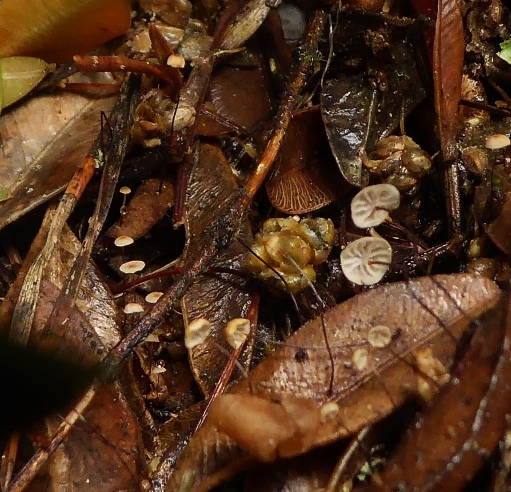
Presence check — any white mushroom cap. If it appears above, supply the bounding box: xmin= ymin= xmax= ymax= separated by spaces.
xmin=224 ymin=318 xmax=251 ymax=350
xmin=119 ymin=186 xmax=132 ymax=195
xmin=368 ymin=325 xmax=392 ymax=348
xmin=123 ymin=302 xmax=144 ymax=314
xmin=351 ymin=184 xmax=400 ymax=228
xmin=185 ymin=318 xmax=212 ymax=349
xmin=119 ymin=260 xmax=146 ymax=274
xmin=352 ymin=348 xmax=368 ymax=371
xmin=320 ymin=402 xmax=340 ymax=423
xmin=167 ymin=54 xmax=186 ymax=68
xmin=114 ymin=235 xmax=134 ymax=247
xmin=340 ymin=237 xmax=392 ymax=285
xmin=485 ymin=134 xmax=510 ymax=150
xmin=145 ymin=291 xmax=164 ymax=303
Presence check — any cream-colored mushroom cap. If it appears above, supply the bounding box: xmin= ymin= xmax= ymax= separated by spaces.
xmin=120 ymin=260 xmax=146 ymax=274
xmin=340 ymin=237 xmax=392 ymax=285
xmin=485 ymin=134 xmax=510 ymax=150
xmin=145 ymin=291 xmax=164 ymax=303
xmin=225 ymin=318 xmax=251 ymax=350
xmin=123 ymin=302 xmax=144 ymax=314
xmin=114 ymin=235 xmax=134 ymax=247
xmin=351 ymin=184 xmax=400 ymax=228
xmin=185 ymin=318 xmax=212 ymax=349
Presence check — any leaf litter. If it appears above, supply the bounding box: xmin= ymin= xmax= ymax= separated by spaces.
xmin=1 ymin=1 xmax=511 ymax=492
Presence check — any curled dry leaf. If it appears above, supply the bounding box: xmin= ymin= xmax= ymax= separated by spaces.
xmin=107 ymin=177 xmax=175 ymax=241
xmin=197 ymin=58 xmax=272 ymax=137
xmin=45 ymin=382 xmax=144 ymax=492
xmin=321 ymin=76 xmax=373 ymax=187
xmin=321 ymin=38 xmax=425 ymax=187
xmin=0 ymin=91 xmax=117 ymax=231
xmin=163 ymin=274 xmax=500 ymax=490
xmin=433 ymin=0 xmax=464 ymax=159
xmin=362 ymin=292 xmax=511 ymax=491
xmin=181 ymin=143 xmax=253 ymax=396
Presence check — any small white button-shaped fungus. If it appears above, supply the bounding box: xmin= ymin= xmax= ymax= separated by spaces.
xmin=119 ymin=186 xmax=132 ymax=195
xmin=368 ymin=325 xmax=392 ymax=348
xmin=185 ymin=318 xmax=212 ymax=349
xmin=114 ymin=235 xmax=134 ymax=247
xmin=119 ymin=260 xmax=145 ymax=274
xmin=340 ymin=237 xmax=392 ymax=285
xmin=352 ymin=348 xmax=369 ymax=371
xmin=320 ymin=401 xmax=340 ymax=423
xmin=145 ymin=291 xmax=164 ymax=303
xmin=167 ymin=54 xmax=186 ymax=68
xmin=351 ymin=184 xmax=400 ymax=228
xmin=123 ymin=302 xmax=144 ymax=314
xmin=225 ymin=318 xmax=251 ymax=350
xmin=485 ymin=133 xmax=511 ymax=150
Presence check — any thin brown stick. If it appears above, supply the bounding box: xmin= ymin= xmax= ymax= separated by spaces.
xmin=194 ymin=295 xmax=260 ymax=431
xmin=104 ymin=9 xmax=328 ymax=376
xmin=0 ymin=432 xmax=19 ymax=491
xmin=74 ymin=55 xmax=175 ymax=85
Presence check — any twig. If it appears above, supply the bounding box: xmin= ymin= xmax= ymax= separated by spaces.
xmin=103 ymin=9 xmax=328 ymax=376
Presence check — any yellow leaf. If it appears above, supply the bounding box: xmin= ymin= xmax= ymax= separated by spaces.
xmin=0 ymin=56 xmax=54 ymax=109
xmin=0 ymin=0 xmax=131 ymax=63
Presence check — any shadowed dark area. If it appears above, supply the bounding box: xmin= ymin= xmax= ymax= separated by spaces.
xmin=0 ymin=335 xmax=97 ymax=440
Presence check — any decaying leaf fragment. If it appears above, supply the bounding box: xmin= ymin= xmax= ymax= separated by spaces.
xmin=362 ymin=292 xmax=511 ymax=491
xmin=181 ymin=143 xmax=253 ymax=396
xmin=163 ymin=274 xmax=500 ymax=490
xmin=0 ymin=0 xmax=131 ymax=63
xmin=433 ymin=0 xmax=464 ymax=160
xmin=0 ymin=91 xmax=117 ymax=231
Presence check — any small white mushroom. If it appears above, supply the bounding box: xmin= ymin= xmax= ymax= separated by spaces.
xmin=114 ymin=235 xmax=134 ymax=247
xmin=119 ymin=260 xmax=146 ymax=274
xmin=352 ymin=348 xmax=369 ymax=371
xmin=320 ymin=402 xmax=340 ymax=423
xmin=123 ymin=302 xmax=144 ymax=314
xmin=145 ymin=291 xmax=164 ymax=303
xmin=119 ymin=186 xmax=132 ymax=195
xmin=485 ymin=134 xmax=511 ymax=150
xmin=167 ymin=54 xmax=186 ymax=68
xmin=225 ymin=318 xmax=251 ymax=350
xmin=340 ymin=237 xmax=392 ymax=285
xmin=185 ymin=318 xmax=212 ymax=349
xmin=368 ymin=325 xmax=392 ymax=348
xmin=351 ymin=184 xmax=400 ymax=228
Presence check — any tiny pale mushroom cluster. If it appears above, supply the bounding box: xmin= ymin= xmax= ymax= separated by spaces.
xmin=246 ymin=216 xmax=335 ymax=293
xmin=185 ymin=317 xmax=251 ymax=350
xmin=341 ymin=184 xmax=400 ymax=285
